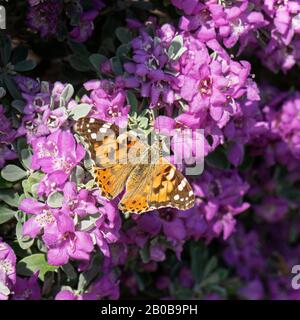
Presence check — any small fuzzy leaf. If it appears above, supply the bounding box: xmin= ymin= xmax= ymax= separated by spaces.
xmin=47 ymin=191 xmax=64 ymax=209
xmin=89 ymin=54 xmax=107 ymax=71
xmin=61 ymin=263 xmax=77 ymax=281
xmin=0 ymin=176 xmax=12 ymax=189
xmin=60 ymin=84 xmax=74 ymax=104
xmin=0 ymin=190 xmax=20 ymax=207
xmin=0 ymin=35 xmax=12 ymax=65
xmin=3 ymin=74 xmax=22 ymax=100
xmin=116 ymin=44 xmax=131 ymax=60
xmin=0 ymin=282 xmax=10 ymax=296
xmin=14 ymin=59 xmax=37 ymax=72
xmin=68 ymin=54 xmax=91 ymax=72
xmin=0 ymin=206 xmax=16 ymax=224
xmin=68 ymin=40 xmax=90 ymax=57
xmin=78 ymin=214 xmax=100 ymax=232
xmin=17 ymin=254 xmax=58 ymax=281
xmin=77 ymin=253 xmax=103 ymax=291
xmin=1 ymin=165 xmax=27 ymax=182
xmin=168 ymin=35 xmax=186 ymax=60
xmin=21 ymin=149 xmax=32 ymax=170
xmin=69 ymin=103 xmax=92 ymax=121
xmin=127 ymin=90 xmax=138 ymax=113
xmin=11 ymin=46 xmax=28 ymax=64
xmin=11 ymin=99 xmax=26 ymax=113
xmin=70 ymin=166 xmax=85 ymax=185
xmin=115 ymin=27 xmax=132 ymax=44
xmin=110 ymin=57 xmax=123 ymax=75
xmin=16 ymin=221 xmax=34 ymax=250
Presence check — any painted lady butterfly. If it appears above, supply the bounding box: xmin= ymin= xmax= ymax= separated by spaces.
xmin=74 ymin=117 xmax=195 ymax=214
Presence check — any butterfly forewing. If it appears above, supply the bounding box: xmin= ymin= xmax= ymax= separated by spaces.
xmin=148 ymin=160 xmax=195 ymax=211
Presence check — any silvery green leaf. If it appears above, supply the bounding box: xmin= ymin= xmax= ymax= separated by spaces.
xmin=37 ymin=239 xmax=47 ymax=253
xmin=68 ymin=40 xmax=90 ymax=57
xmin=71 ymin=165 xmax=85 ymax=184
xmin=78 ymin=214 xmax=100 ymax=232
xmin=3 ymin=73 xmax=22 ymax=100
xmin=127 ymin=90 xmax=138 ymax=113
xmin=77 ymin=253 xmax=103 ymax=291
xmin=85 ymin=179 xmax=95 ymax=190
xmin=17 ymin=137 xmax=28 ymax=158
xmin=60 ymin=84 xmax=74 ymax=103
xmin=139 ymin=245 xmax=150 ymax=264
xmin=110 ymin=57 xmax=123 ymax=75
xmin=11 ymin=99 xmax=26 ymax=113
xmin=154 ymin=36 xmax=162 ymax=46
xmin=68 ymin=54 xmax=91 ymax=72
xmin=84 ymin=157 xmax=94 ymax=171
xmin=115 ymin=27 xmax=132 ymax=44
xmin=16 ymin=221 xmax=34 ymax=250
xmin=31 ymin=183 xmax=40 ymax=199
xmin=0 ymin=87 xmax=6 ymax=99
xmin=0 ymin=35 xmax=12 ymax=65
xmin=22 ymin=172 xmax=45 ymax=198
xmin=41 ymin=81 xmax=50 ymax=94
xmin=203 ymin=257 xmax=218 ymax=279
xmin=69 ymin=103 xmax=92 ymax=121
xmin=11 ymin=46 xmax=28 ymax=64
xmin=14 ymin=59 xmax=37 ymax=72
xmin=0 ymin=206 xmax=16 ymax=224
xmin=0 ymin=190 xmax=20 ymax=207
xmin=1 ymin=165 xmax=27 ymax=182
xmin=116 ymin=44 xmax=131 ymax=61
xmin=178 ymin=99 xmax=189 ymax=111
xmin=61 ymin=263 xmax=77 ymax=281
xmin=17 ymin=254 xmax=58 ymax=281
xmin=47 ymin=191 xmax=64 ymax=208
xmin=139 ymin=117 xmax=149 ymax=129
xmin=168 ymin=35 xmax=186 ymax=60
xmin=89 ymin=53 xmax=107 ymax=72
xmin=0 ymin=282 xmax=10 ymax=296
xmin=21 ymin=149 xmax=32 ymax=170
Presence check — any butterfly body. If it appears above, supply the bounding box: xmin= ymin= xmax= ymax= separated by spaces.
xmin=74 ymin=117 xmax=195 ymax=214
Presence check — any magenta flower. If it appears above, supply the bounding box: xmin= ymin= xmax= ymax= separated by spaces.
xmin=42 ymin=213 xmax=94 ymax=266
xmin=254 ymin=196 xmax=289 ymax=223
xmin=14 ymin=75 xmax=41 ymax=95
xmin=55 ymin=273 xmax=119 ymax=300
xmin=62 ymin=182 xmax=98 ymax=218
xmin=90 ymin=198 xmax=121 ymax=257
xmin=19 ymin=199 xmax=57 ymax=238
xmin=82 ymin=80 xmax=130 ymax=127
xmin=0 ymin=240 xmax=16 ymax=300
xmin=31 ymin=129 xmax=85 ymax=184
xmin=185 ymin=168 xmax=250 ymax=241
xmin=26 ymin=1 xmax=62 ymax=37
xmin=12 ymin=273 xmax=41 ymax=300
xmin=55 ymin=289 xmax=79 ymax=300
xmin=124 ymin=24 xmax=179 ymax=107
xmin=69 ymin=11 xmax=99 ymax=43
xmin=223 ymin=225 xmax=265 ymax=280
xmin=238 ymin=278 xmax=265 ymax=300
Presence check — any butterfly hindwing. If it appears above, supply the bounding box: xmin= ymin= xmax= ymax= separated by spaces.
xmin=118 ymin=160 xmax=195 ymax=214
xmin=118 ymin=164 xmax=153 ymax=214
xmin=94 ymin=164 xmax=134 ymax=200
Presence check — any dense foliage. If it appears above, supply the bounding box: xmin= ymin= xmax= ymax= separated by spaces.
xmin=1 ymin=0 xmax=300 ymax=300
